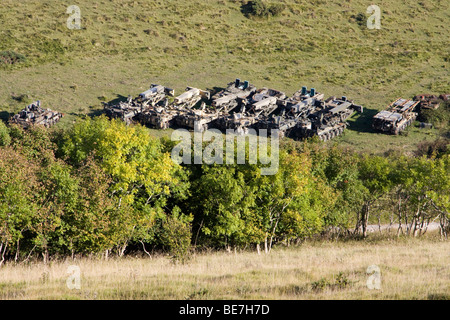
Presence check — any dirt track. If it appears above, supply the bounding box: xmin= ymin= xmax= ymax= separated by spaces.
xmin=365 ymin=222 xmax=441 ymax=233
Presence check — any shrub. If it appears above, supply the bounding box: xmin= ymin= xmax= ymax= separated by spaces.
xmin=159 ymin=210 xmax=193 ymax=263
xmin=268 ymin=3 xmax=285 ymax=17
xmin=243 ymin=0 xmax=285 ymax=18
xmin=419 ymin=100 xmax=450 ymax=129
xmin=415 ymin=138 xmax=449 ymax=158
xmin=0 ymin=51 xmax=26 ymax=65
xmin=349 ymin=13 xmax=366 ymax=27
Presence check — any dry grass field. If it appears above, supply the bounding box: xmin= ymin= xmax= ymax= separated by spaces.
xmin=1 ymin=234 xmax=448 ymax=300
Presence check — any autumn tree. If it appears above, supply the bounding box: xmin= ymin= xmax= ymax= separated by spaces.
xmin=357 ymin=155 xmax=393 ymax=237
xmin=0 ymin=147 xmax=38 ymax=265
xmin=59 ymin=116 xmax=189 ymax=255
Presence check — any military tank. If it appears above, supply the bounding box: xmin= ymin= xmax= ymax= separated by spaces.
xmin=439 ymin=94 xmax=450 ymax=101
xmin=103 ymin=95 xmax=143 ymax=125
xmin=258 ymin=86 xmax=324 ymax=138
xmin=372 ymin=98 xmax=419 ymax=135
xmin=138 ymin=84 xmax=175 ymax=105
xmin=10 ymin=101 xmax=63 ymax=129
xmin=413 ymin=94 xmax=440 ymax=110
xmin=174 ymin=102 xmax=223 ymax=132
xmin=211 ymin=78 xmax=257 ymax=113
xmin=241 ymin=87 xmax=286 ymax=117
xmin=138 ymin=101 xmax=177 ymax=129
xmin=282 ymin=86 xmax=325 ymax=111
xmin=288 ymin=95 xmax=363 ymax=141
xmin=103 ymin=84 xmax=174 ymax=125
xmin=216 ymin=87 xmax=286 ymax=135
xmin=173 ymin=87 xmax=210 ymax=110
xmin=142 ymin=87 xmax=210 ymax=130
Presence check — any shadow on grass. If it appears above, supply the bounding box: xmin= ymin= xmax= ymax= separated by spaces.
xmin=105 ymin=94 xmax=130 ymax=105
xmin=84 ymin=94 xmax=131 ymax=118
xmin=347 ymin=108 xmax=379 ymax=133
xmin=0 ymin=111 xmax=13 ymax=122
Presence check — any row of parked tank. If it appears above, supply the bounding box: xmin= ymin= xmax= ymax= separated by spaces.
xmin=8 ymin=80 xmax=447 ymax=139
xmin=103 ymin=79 xmax=364 ymax=141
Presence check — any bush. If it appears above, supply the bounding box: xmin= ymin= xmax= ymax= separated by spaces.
xmin=415 ymin=138 xmax=449 ymax=158
xmin=243 ymin=0 xmax=285 ymax=18
xmin=419 ymin=100 xmax=450 ymax=129
xmin=268 ymin=3 xmax=285 ymax=16
xmin=248 ymin=0 xmax=268 ymax=17
xmin=159 ymin=210 xmax=193 ymax=263
xmin=0 ymin=51 xmax=26 ymax=65
xmin=349 ymin=13 xmax=366 ymax=27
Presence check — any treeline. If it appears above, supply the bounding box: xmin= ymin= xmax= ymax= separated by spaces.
xmin=0 ymin=117 xmax=448 ymax=264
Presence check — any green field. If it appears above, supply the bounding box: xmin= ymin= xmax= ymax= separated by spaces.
xmin=1 ymin=0 xmax=449 ymax=154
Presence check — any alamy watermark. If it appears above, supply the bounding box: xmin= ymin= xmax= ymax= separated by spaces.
xmin=66 ymin=265 xmax=81 ymax=290
xmin=171 ymin=125 xmax=280 ymax=176
xmin=67 ymin=5 xmax=81 ymax=30
xmin=367 ymin=5 xmax=381 ymax=30
xmin=366 ymin=265 xmax=381 ymax=290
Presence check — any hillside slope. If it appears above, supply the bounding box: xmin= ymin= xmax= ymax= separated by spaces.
xmin=0 ymin=0 xmax=449 ymax=153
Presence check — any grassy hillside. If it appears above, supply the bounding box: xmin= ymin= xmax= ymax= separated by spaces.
xmin=0 ymin=0 xmax=449 ymax=154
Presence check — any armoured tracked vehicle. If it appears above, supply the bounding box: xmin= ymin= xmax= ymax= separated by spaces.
xmin=103 ymin=95 xmax=143 ymax=125
xmin=175 ymin=102 xmax=223 ymax=132
xmin=255 ymin=86 xmax=322 ymax=137
xmin=173 ymin=87 xmax=210 ymax=110
xmin=241 ymin=87 xmax=286 ymax=116
xmin=372 ymin=98 xmax=419 ymax=135
xmin=104 ymin=84 xmax=174 ymax=125
xmin=142 ymin=87 xmax=210 ymax=130
xmin=413 ymin=94 xmax=440 ymax=110
xmin=287 ymin=96 xmax=363 ymax=141
xmin=138 ymin=103 xmax=179 ymax=129
xmin=211 ymin=79 xmax=257 ymax=113
xmin=216 ymin=87 xmax=286 ymax=135
xmin=10 ymin=101 xmax=63 ymax=129
xmin=282 ymin=86 xmax=325 ymax=111
xmin=439 ymin=94 xmax=450 ymax=101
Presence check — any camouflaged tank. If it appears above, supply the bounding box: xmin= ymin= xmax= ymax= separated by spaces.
xmin=173 ymin=87 xmax=210 ymax=110
xmin=141 ymin=87 xmax=210 ymax=130
xmin=290 ymin=95 xmax=363 ymax=141
xmin=174 ymin=102 xmax=223 ymax=132
xmin=10 ymin=101 xmax=63 ymax=129
xmin=372 ymin=98 xmax=418 ymax=135
xmin=103 ymin=95 xmax=143 ymax=125
xmin=413 ymin=94 xmax=440 ymax=111
xmin=439 ymin=94 xmax=450 ymax=101
xmin=138 ymin=99 xmax=176 ymax=129
xmin=103 ymin=84 xmax=174 ymax=125
xmin=174 ymin=88 xmax=214 ymax=132
xmin=216 ymin=87 xmax=286 ymax=135
xmin=211 ymin=79 xmax=257 ymax=113
xmin=257 ymin=86 xmax=324 ymax=138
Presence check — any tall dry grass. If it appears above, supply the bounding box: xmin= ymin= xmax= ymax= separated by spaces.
xmin=0 ymin=234 xmax=448 ymax=300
